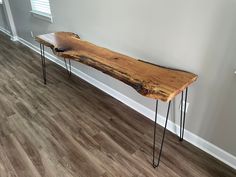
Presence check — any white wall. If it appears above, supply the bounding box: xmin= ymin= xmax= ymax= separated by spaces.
xmin=0 ymin=0 xmax=236 ymax=163
xmin=0 ymin=4 xmax=9 ymax=32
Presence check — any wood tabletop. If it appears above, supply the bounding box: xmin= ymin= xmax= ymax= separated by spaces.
xmin=35 ymin=32 xmax=197 ymax=102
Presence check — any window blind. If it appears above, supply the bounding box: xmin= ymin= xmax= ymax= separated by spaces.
xmin=31 ymin=0 xmax=51 ymax=15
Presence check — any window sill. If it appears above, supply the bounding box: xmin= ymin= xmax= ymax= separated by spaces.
xmin=30 ymin=10 xmax=53 ymax=23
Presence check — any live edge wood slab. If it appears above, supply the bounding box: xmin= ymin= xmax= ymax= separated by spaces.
xmin=35 ymin=32 xmax=197 ymax=102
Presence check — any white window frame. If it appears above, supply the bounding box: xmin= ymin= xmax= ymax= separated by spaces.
xmin=30 ymin=0 xmax=53 ymax=23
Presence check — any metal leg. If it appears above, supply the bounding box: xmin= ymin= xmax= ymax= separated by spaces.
xmin=153 ymin=100 xmax=159 ymax=167
xmin=40 ymin=44 xmax=46 ymax=84
xmin=179 ymin=87 xmax=188 ymax=141
xmin=153 ymin=101 xmax=171 ymax=168
xmin=64 ymin=58 xmax=72 ymax=78
xmin=68 ymin=59 xmax=72 ymax=78
xmin=179 ymin=91 xmax=184 ymax=141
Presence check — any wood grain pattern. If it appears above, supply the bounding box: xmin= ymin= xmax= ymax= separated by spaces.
xmin=35 ymin=32 xmax=198 ymax=102
xmin=0 ymin=32 xmax=235 ymax=177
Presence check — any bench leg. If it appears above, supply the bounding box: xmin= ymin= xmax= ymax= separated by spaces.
xmin=179 ymin=87 xmax=188 ymax=141
xmin=153 ymin=100 xmax=171 ymax=168
xmin=64 ymin=58 xmax=72 ymax=78
xmin=40 ymin=44 xmax=46 ymax=84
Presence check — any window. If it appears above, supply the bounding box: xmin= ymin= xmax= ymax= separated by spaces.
xmin=0 ymin=0 xmax=2 ymax=4
xmin=30 ymin=0 xmax=52 ymax=22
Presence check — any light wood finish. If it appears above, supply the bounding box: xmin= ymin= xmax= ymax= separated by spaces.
xmin=0 ymin=32 xmax=235 ymax=177
xmin=35 ymin=32 xmax=198 ymax=102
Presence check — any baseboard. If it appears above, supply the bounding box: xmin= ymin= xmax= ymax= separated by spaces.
xmin=0 ymin=26 xmax=11 ymax=37
xmin=15 ymin=36 xmax=236 ymax=170
xmin=10 ymin=35 xmax=19 ymax=41
xmin=0 ymin=26 xmax=18 ymax=41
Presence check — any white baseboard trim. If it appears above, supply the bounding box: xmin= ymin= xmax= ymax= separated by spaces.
xmin=9 ymin=35 xmax=235 ymax=170
xmin=0 ymin=26 xmax=18 ymax=41
xmin=0 ymin=26 xmax=11 ymax=36
xmin=10 ymin=35 xmax=19 ymax=41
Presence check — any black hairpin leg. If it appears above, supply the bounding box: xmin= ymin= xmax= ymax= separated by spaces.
xmin=40 ymin=44 xmax=46 ymax=84
xmin=179 ymin=87 xmax=188 ymax=141
xmin=153 ymin=100 xmax=171 ymax=168
xmin=64 ymin=58 xmax=72 ymax=78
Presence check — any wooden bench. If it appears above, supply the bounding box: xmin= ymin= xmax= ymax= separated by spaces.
xmin=35 ymin=32 xmax=198 ymax=168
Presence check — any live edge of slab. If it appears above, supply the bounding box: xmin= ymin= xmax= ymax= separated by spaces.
xmin=35 ymin=32 xmax=198 ymax=102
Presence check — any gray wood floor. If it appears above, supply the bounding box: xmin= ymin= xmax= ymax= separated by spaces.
xmin=0 ymin=32 xmax=235 ymax=177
